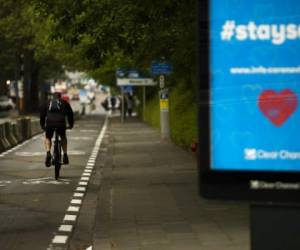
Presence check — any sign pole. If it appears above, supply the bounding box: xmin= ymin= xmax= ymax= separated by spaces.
xmin=159 ymin=75 xmax=170 ymax=140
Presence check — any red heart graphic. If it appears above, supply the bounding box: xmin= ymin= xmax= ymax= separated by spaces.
xmin=258 ymin=89 xmax=298 ymax=127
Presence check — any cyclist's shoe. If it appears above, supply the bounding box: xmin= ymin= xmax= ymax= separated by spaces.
xmin=45 ymin=152 xmax=52 ymax=167
xmin=63 ymin=153 xmax=69 ymax=165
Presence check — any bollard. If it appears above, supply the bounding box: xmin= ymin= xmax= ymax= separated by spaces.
xmin=12 ymin=122 xmax=22 ymax=143
xmin=0 ymin=124 xmax=7 ymax=152
xmin=26 ymin=118 xmax=32 ymax=139
xmin=17 ymin=119 xmax=25 ymax=142
xmin=4 ymin=122 xmax=18 ymax=146
xmin=0 ymin=123 xmax=11 ymax=149
xmin=20 ymin=118 xmax=28 ymax=140
xmin=9 ymin=122 xmax=19 ymax=145
xmin=21 ymin=118 xmax=31 ymax=140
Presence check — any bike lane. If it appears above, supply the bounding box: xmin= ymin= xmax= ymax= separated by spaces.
xmin=0 ymin=115 xmax=106 ymax=250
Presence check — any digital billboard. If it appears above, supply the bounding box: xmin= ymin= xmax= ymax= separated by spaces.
xmin=198 ymin=0 xmax=300 ymax=201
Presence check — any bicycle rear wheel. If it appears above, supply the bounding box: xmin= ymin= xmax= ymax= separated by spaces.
xmin=54 ymin=140 xmax=62 ymax=180
xmin=55 ymin=161 xmax=61 ymax=180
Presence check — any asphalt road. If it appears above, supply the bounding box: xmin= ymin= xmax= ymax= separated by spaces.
xmin=0 ymin=115 xmax=106 ymax=250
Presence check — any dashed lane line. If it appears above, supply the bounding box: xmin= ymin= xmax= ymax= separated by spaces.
xmin=70 ymin=199 xmax=82 ymax=205
xmin=74 ymin=193 xmax=84 ymax=198
xmin=63 ymin=214 xmax=77 ymax=222
xmin=78 ymin=181 xmax=88 ymax=186
xmin=52 ymin=235 xmax=68 ymax=244
xmin=67 ymin=206 xmax=80 ymax=212
xmin=49 ymin=116 xmax=108 ymax=249
xmin=59 ymin=225 xmax=73 ymax=232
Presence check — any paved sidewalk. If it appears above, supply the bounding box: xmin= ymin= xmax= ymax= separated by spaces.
xmin=93 ymin=117 xmax=250 ymax=250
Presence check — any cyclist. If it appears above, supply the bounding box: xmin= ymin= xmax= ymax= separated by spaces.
xmin=40 ymin=92 xmax=74 ymax=167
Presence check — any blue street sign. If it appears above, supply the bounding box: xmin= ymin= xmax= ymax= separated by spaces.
xmin=116 ymin=68 xmax=125 ymax=78
xmin=121 ymin=85 xmax=133 ymax=94
xmin=151 ymin=62 xmax=173 ymax=75
xmin=128 ymin=70 xmax=140 ymax=78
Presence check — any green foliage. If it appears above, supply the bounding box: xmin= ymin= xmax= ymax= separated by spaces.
xmin=143 ymin=82 xmax=198 ymax=148
xmin=169 ymin=84 xmax=198 ymax=147
xmin=33 ymin=0 xmax=197 ymax=87
xmin=143 ymin=96 xmax=160 ymax=129
xmin=0 ymin=0 xmax=66 ymax=85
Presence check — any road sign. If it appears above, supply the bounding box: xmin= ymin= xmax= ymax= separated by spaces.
xmin=151 ymin=62 xmax=173 ymax=75
xmin=116 ymin=69 xmax=140 ymax=78
xmin=117 ymin=78 xmax=156 ymax=86
xmin=128 ymin=70 xmax=140 ymax=78
xmin=121 ymin=85 xmax=133 ymax=94
xmin=116 ymin=68 xmax=125 ymax=78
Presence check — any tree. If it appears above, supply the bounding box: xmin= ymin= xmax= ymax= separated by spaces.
xmin=33 ymin=0 xmax=197 ymax=88
xmin=0 ymin=0 xmax=66 ymax=112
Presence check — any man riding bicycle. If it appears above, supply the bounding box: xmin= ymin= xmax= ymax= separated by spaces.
xmin=40 ymin=92 xmax=74 ymax=167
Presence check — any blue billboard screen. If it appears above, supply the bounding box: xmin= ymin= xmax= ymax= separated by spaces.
xmin=210 ymin=0 xmax=300 ymax=172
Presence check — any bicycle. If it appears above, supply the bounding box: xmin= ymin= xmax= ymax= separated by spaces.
xmin=52 ymin=128 xmax=62 ymax=180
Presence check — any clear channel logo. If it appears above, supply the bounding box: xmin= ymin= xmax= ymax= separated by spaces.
xmin=244 ymin=148 xmax=300 ymax=160
xmin=250 ymin=180 xmax=300 ymax=190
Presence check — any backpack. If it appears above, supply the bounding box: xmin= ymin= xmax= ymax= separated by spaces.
xmin=48 ymin=99 xmax=62 ymax=112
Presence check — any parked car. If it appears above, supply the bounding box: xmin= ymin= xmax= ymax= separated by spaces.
xmin=0 ymin=96 xmax=15 ymax=112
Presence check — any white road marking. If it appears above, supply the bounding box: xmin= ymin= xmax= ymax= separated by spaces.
xmin=4 ymin=178 xmax=70 ymax=186
xmin=76 ymin=187 xmax=86 ymax=192
xmin=79 ymin=181 xmax=88 ymax=186
xmin=84 ymin=169 xmax=92 ymax=173
xmin=0 ymin=135 xmax=41 ymax=157
xmin=59 ymin=225 xmax=73 ymax=232
xmin=23 ymin=177 xmax=70 ymax=185
xmin=80 ymin=129 xmax=98 ymax=132
xmin=69 ymin=137 xmax=93 ymax=141
xmin=81 ymin=177 xmax=90 ymax=181
xmin=52 ymin=235 xmax=68 ymax=244
xmin=86 ymin=246 xmax=93 ymax=250
xmin=63 ymin=214 xmax=77 ymax=221
xmin=82 ymin=173 xmax=91 ymax=177
xmin=67 ymin=206 xmax=80 ymax=212
xmin=74 ymin=193 xmax=84 ymax=198
xmin=0 ymin=180 xmax=11 ymax=187
xmin=16 ymin=150 xmax=86 ymax=157
xmin=71 ymin=199 xmax=82 ymax=205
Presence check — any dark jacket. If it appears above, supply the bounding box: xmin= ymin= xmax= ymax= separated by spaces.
xmin=40 ymin=99 xmax=74 ymax=129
